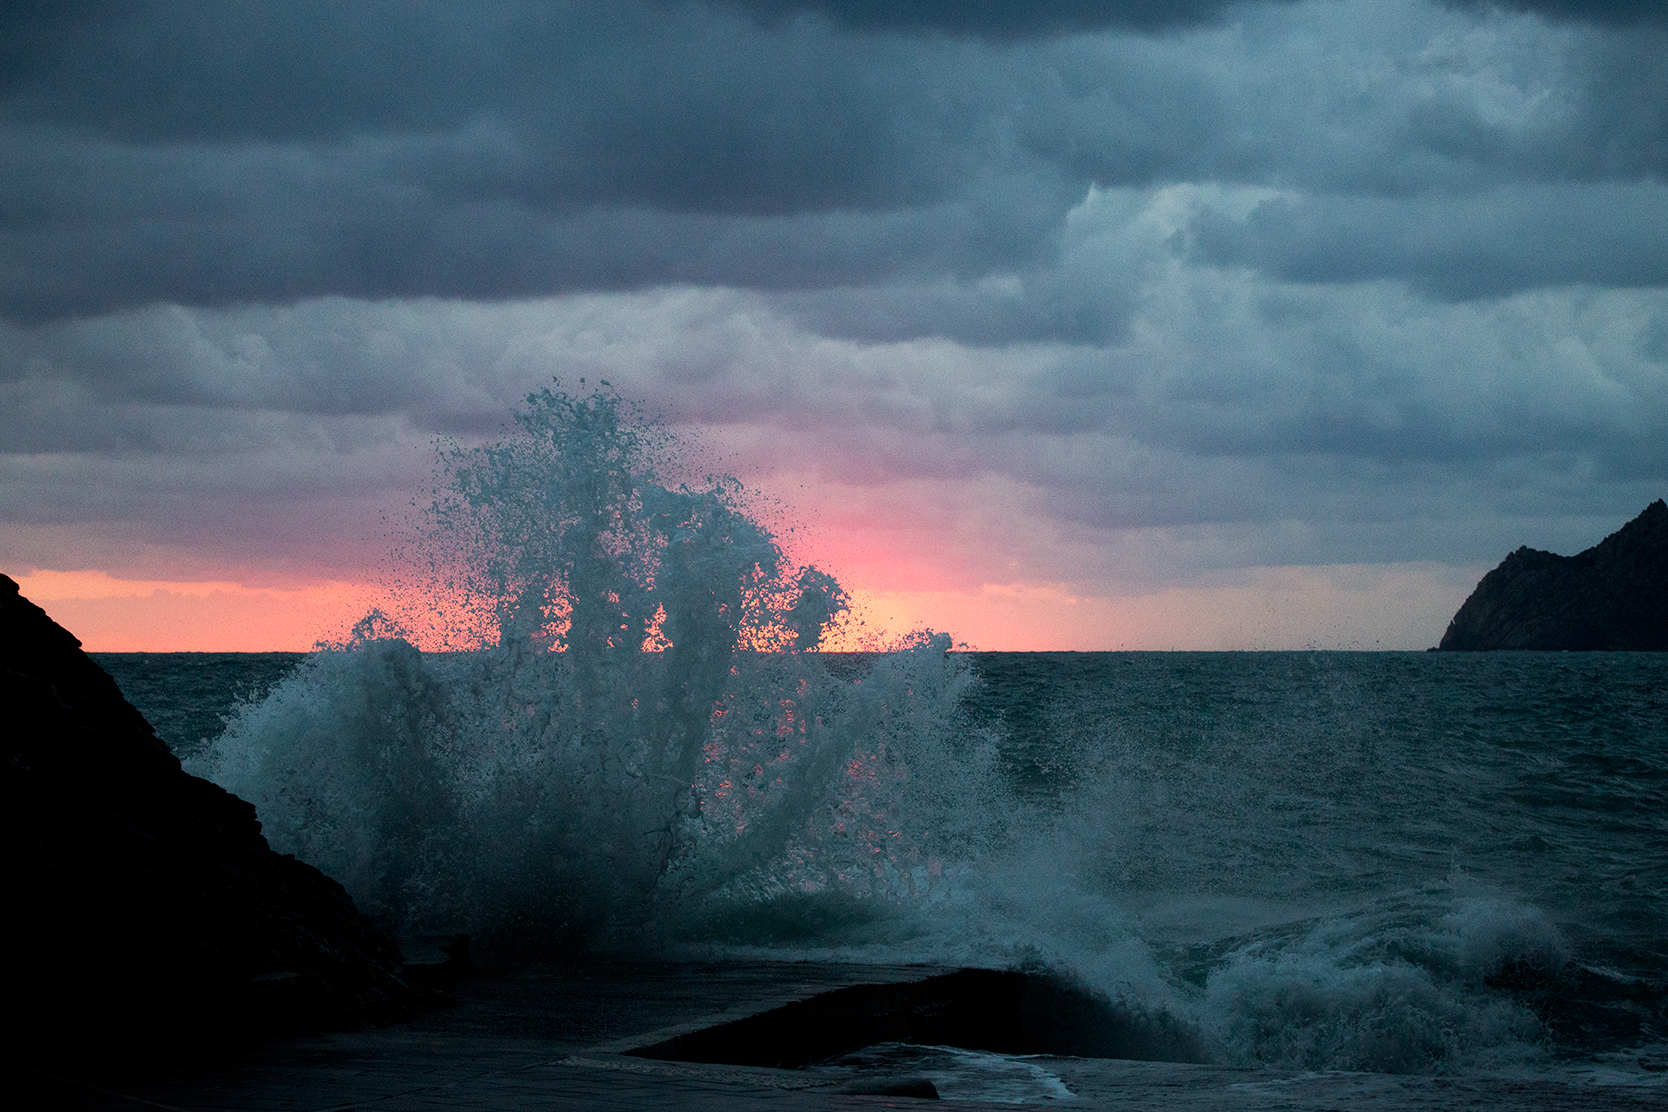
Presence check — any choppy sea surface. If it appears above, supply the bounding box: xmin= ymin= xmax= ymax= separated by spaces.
xmin=95 ymin=649 xmax=1667 ymax=1091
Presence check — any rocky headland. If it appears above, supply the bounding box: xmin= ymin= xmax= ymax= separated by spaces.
xmin=1 ymin=573 xmax=416 ymax=1061
xmin=1438 ymin=500 xmax=1668 ymax=651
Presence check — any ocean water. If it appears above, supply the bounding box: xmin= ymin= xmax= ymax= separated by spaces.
xmin=83 ymin=391 xmax=1668 ymax=1095
xmin=94 ymin=652 xmax=303 ymax=757
xmin=96 ymin=647 xmax=1667 ymax=1084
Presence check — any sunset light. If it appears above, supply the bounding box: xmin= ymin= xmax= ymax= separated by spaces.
xmin=5 ymin=6 xmax=1664 ymax=1103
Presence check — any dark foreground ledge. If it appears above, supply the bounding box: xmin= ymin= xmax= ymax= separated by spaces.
xmin=10 ymin=961 xmax=1664 ymax=1112
xmin=0 ymin=574 xmax=417 ymax=1063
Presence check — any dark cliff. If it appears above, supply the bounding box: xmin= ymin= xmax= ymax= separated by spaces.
xmin=0 ymin=574 xmax=415 ymax=1058
xmin=1438 ymin=500 xmax=1668 ymax=651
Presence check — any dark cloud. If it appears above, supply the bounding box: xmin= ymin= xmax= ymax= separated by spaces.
xmin=4 ymin=1 xmax=1668 ymax=326
xmin=0 ymin=3 xmax=985 ymax=210
xmin=0 ymin=2 xmax=1048 ymax=321
xmin=4 ymin=272 xmax=1665 ymax=591
xmin=2 ymin=0 xmax=538 ymax=141
xmin=0 ymin=0 xmax=1272 ymax=145
xmin=1571 ymin=27 xmax=1668 ymax=176
xmin=773 ymin=280 xmax=1131 ymax=347
xmin=1445 ymin=1 xmax=1668 ymax=25
xmin=1192 ymin=183 xmax=1668 ymax=299
xmin=711 ymin=0 xmax=1271 ymax=37
xmin=0 ymin=147 xmax=1068 ymax=323
xmin=3 ymin=0 xmax=1668 ymax=618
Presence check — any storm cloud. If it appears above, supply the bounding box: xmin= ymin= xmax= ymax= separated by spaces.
xmin=2 ymin=0 xmax=1665 ymax=646
xmin=6 ymin=0 xmax=1666 ymax=321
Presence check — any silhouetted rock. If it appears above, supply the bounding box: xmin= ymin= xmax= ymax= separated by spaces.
xmin=1438 ymin=500 xmax=1668 ymax=650
xmin=0 ymin=574 xmax=416 ymax=1060
xmin=628 ymin=967 xmax=1205 ymax=1068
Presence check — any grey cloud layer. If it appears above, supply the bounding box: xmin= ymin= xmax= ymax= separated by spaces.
xmin=708 ymin=0 xmax=1284 ymax=37
xmin=3 ymin=1 xmax=1666 ymax=326
xmin=1193 ymin=183 xmax=1668 ymax=299
xmin=7 ymin=239 xmax=1662 ymax=582
xmin=3 ymin=0 xmax=1665 ymax=603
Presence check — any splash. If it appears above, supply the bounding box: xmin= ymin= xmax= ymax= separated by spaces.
xmin=189 ymin=397 xmax=1657 ymax=1075
xmin=197 ymin=386 xmax=987 ymax=955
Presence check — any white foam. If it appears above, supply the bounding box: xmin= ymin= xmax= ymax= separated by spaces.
xmin=194 ymin=387 xmax=988 ymax=952
xmin=188 ymin=387 xmax=1610 ymax=1076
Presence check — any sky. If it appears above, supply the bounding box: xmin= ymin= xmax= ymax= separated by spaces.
xmin=3 ymin=0 xmax=1666 ymax=651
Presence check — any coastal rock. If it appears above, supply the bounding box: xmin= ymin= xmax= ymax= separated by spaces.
xmin=0 ymin=574 xmax=415 ymax=1057
xmin=1438 ymin=500 xmax=1668 ymax=650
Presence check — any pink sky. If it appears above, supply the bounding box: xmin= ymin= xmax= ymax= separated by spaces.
xmin=3 ymin=4 xmax=1665 ymax=656
xmin=13 ymin=556 xmax=1479 ymax=654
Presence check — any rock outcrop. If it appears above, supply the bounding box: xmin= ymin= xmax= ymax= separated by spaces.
xmin=1 ymin=574 xmax=415 ymax=1059
xmin=1438 ymin=500 xmax=1668 ymax=650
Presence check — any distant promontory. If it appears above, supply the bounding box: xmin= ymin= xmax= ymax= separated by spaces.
xmin=1437 ymin=500 xmax=1668 ymax=651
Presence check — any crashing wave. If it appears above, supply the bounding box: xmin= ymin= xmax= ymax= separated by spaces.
xmin=196 ymin=386 xmax=989 ymax=955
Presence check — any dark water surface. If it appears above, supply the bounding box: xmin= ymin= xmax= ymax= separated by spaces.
xmin=94 ymin=652 xmax=303 ymax=757
xmin=93 ymin=650 xmax=1667 ymax=1082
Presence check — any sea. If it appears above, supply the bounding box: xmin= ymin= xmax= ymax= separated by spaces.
xmin=94 ymin=647 xmax=1667 ymax=1097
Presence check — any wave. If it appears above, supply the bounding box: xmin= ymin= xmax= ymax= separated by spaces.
xmin=192 ymin=386 xmax=1665 ymax=1075
xmin=196 ymin=386 xmax=995 ymax=954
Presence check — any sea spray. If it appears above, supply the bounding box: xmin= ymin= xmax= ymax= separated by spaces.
xmin=196 ymin=387 xmax=993 ymax=955
xmin=180 ymin=640 xmax=1668 ymax=1073
xmin=187 ymin=395 xmax=1667 ymax=1073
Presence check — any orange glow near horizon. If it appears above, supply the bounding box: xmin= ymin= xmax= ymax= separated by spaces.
xmin=8 ymin=560 xmax=1474 ymax=653
xmin=843 ymin=565 xmax=1469 ymax=652
xmin=10 ymin=570 xmax=377 ymax=652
